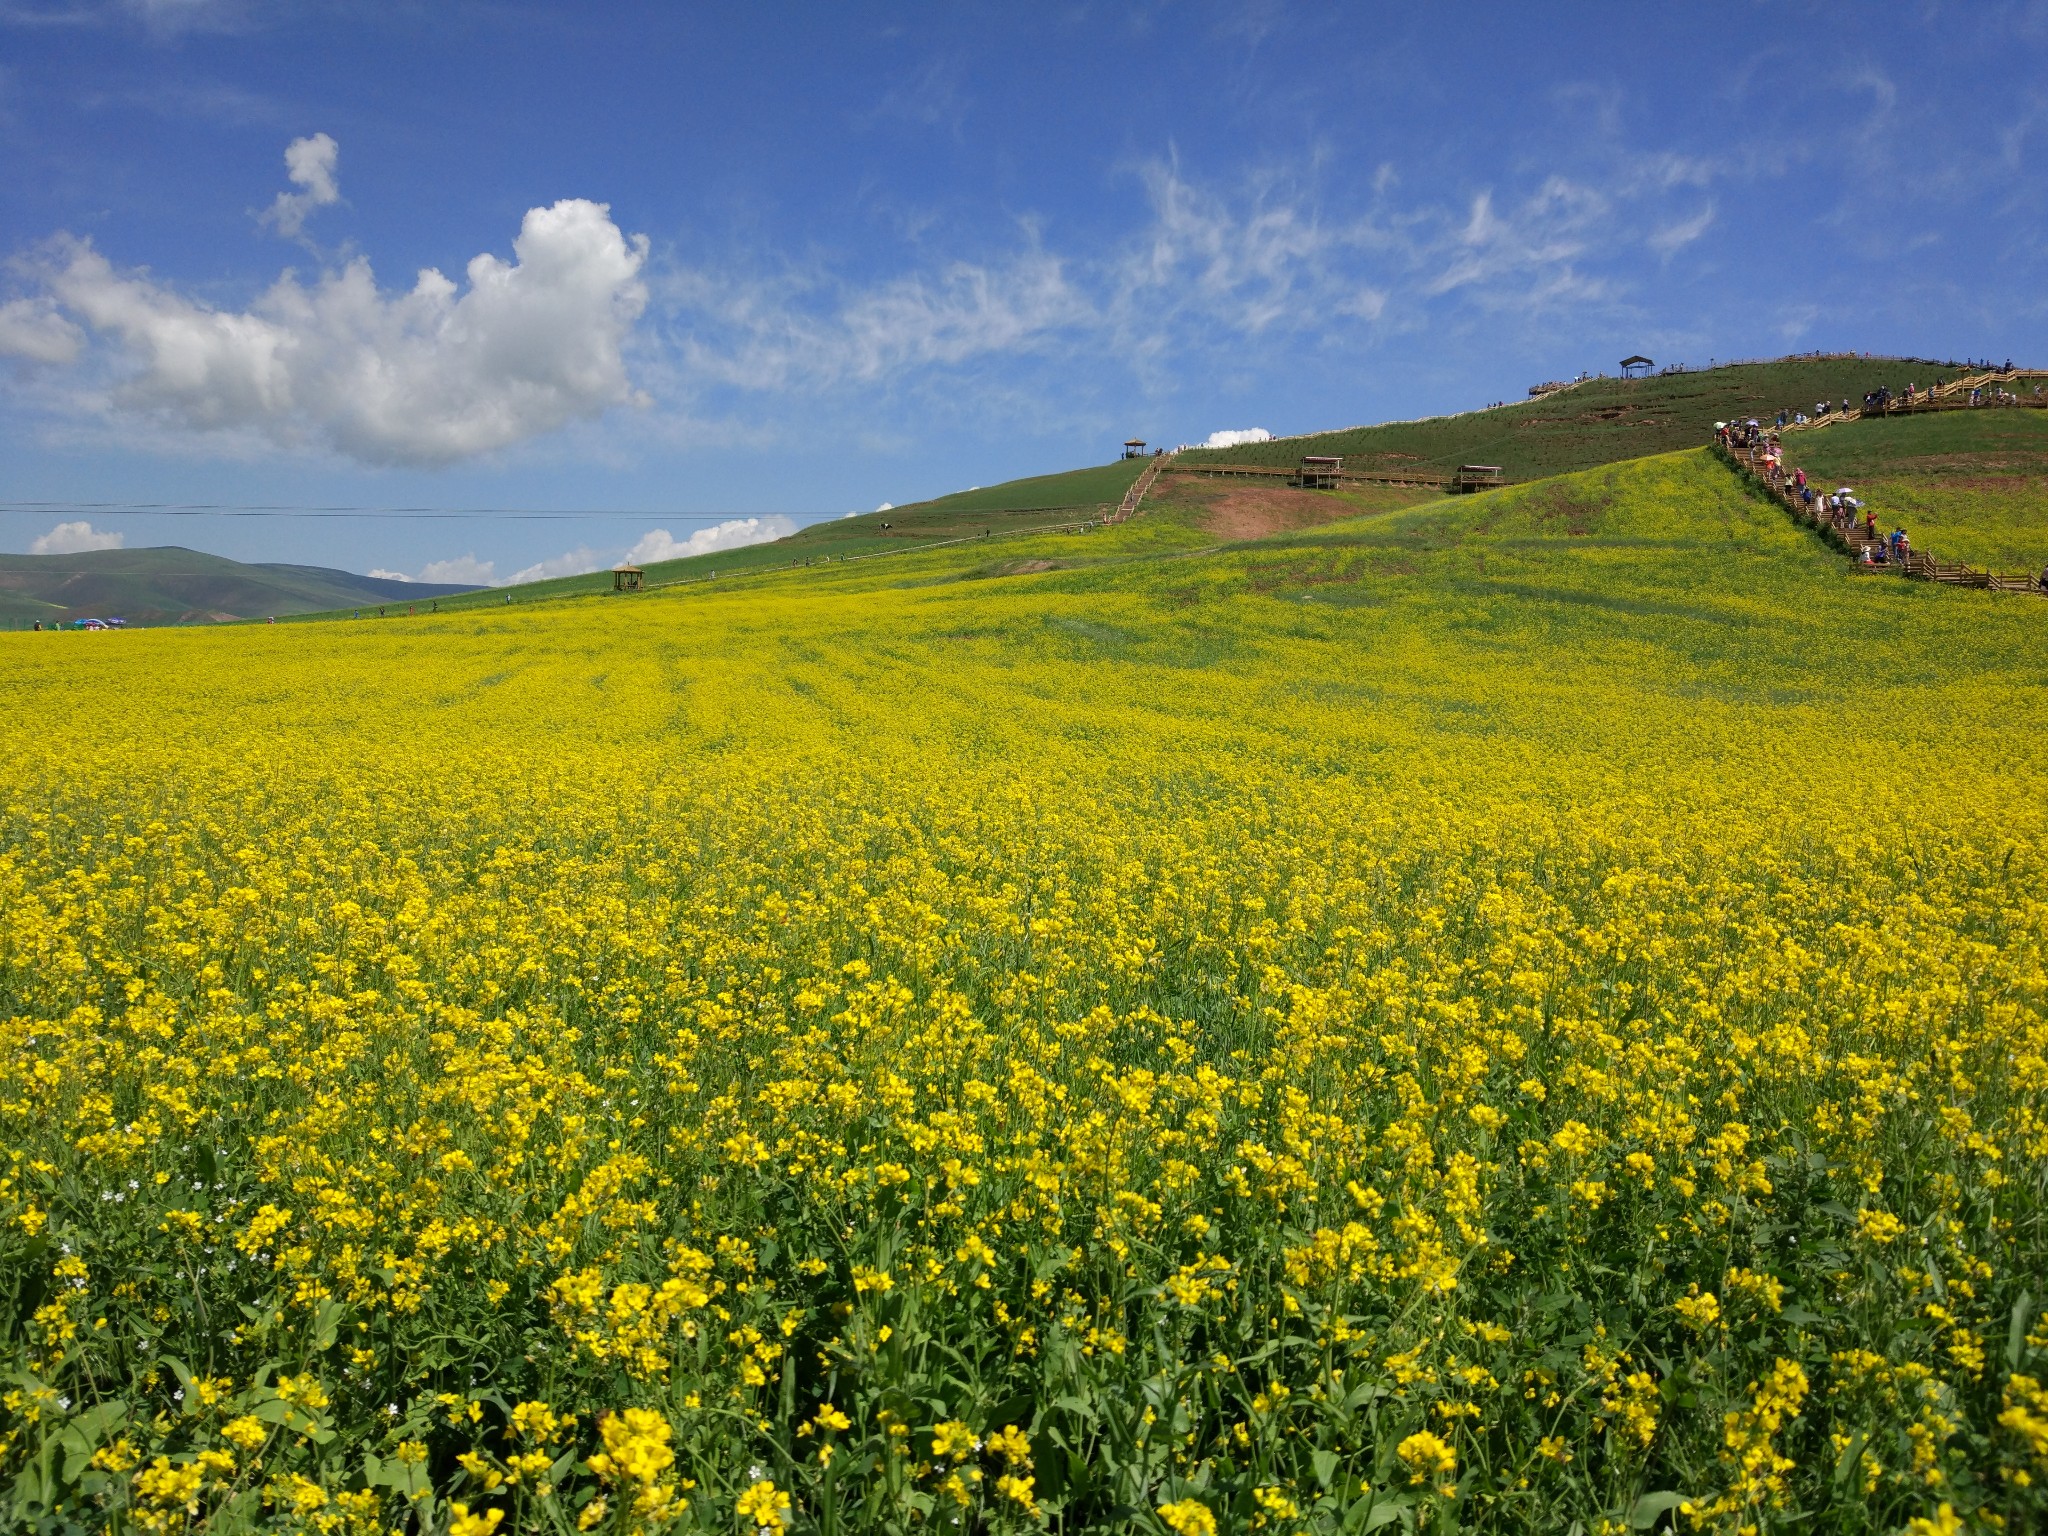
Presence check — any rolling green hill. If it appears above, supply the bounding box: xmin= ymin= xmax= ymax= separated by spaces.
xmin=332 ymin=458 xmax=1153 ymax=619
xmin=262 ymin=357 xmax=2048 ymax=627
xmin=1173 ymin=354 xmax=1962 ymax=482
xmin=0 ymin=547 xmax=480 ymax=628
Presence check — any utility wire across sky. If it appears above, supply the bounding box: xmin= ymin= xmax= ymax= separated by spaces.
xmin=0 ymin=501 xmax=799 ymax=522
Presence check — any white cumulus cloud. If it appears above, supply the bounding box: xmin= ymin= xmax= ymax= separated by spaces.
xmin=30 ymin=519 xmax=124 ymax=554
xmin=1201 ymin=427 xmax=1272 ymax=449
xmin=0 ymin=298 xmax=84 ymax=364
xmin=504 ymin=544 xmax=610 ymax=586
xmin=32 ymin=174 xmax=649 ymax=466
xmin=367 ymin=555 xmax=497 ymax=585
xmin=625 ymin=516 xmax=795 ymax=565
xmin=418 ymin=554 xmax=497 ymax=585
xmin=261 ymin=132 xmax=340 ymax=239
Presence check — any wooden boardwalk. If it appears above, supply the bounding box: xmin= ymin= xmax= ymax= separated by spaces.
xmin=1714 ymin=436 xmax=2045 ymax=597
xmin=1776 ymin=366 xmax=2048 ymax=435
xmin=1166 ymin=461 xmax=1472 ymax=491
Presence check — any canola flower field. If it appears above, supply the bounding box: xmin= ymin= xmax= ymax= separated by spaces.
xmin=2 ymin=451 xmax=2046 ymax=1536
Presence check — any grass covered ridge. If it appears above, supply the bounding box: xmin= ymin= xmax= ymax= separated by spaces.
xmin=394 ymin=461 xmax=1152 ymax=620
xmin=1174 ymin=356 xmax=1957 ymax=484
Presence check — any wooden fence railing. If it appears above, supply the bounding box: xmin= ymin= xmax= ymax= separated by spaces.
xmin=1774 ymin=367 xmax=2048 ymax=435
xmin=1713 ymin=437 xmax=2045 ymax=598
xmin=1165 ymin=461 xmax=1473 ymax=490
xmin=1108 ymin=453 xmax=1173 ymax=524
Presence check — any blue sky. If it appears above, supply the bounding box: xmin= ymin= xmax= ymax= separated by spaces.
xmin=2 ymin=2 xmax=2045 ymax=582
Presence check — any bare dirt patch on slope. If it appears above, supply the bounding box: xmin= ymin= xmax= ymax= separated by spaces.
xmin=1162 ymin=479 xmax=1442 ymax=540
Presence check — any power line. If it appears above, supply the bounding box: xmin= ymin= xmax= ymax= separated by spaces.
xmin=0 ymin=500 xmax=798 ymax=522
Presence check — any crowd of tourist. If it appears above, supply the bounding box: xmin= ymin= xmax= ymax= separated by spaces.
xmin=1715 ymin=380 xmax=2048 ymax=590
xmin=1713 ymin=419 xmax=1912 ymax=565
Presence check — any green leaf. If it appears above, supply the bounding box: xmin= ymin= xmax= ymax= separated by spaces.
xmin=1313 ymin=1448 xmax=1341 ymax=1489
xmin=311 ymin=1296 xmax=346 ymax=1353
xmin=56 ymin=1398 xmax=130 ymax=1482
xmin=1344 ymin=1490 xmax=1411 ymax=1532
xmin=1629 ymin=1491 xmax=1687 ymax=1529
xmin=2010 ymin=1292 xmax=2033 ymax=1372
xmin=1833 ymin=1431 xmax=1867 ymax=1493
xmin=162 ymin=1355 xmax=196 ymax=1400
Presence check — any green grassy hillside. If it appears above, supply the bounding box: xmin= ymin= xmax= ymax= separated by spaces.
xmin=675 ymin=446 xmax=1913 ymax=631
xmin=1780 ymin=408 xmax=2048 ymax=572
xmin=298 ymin=359 xmax=2044 ymax=627
xmin=0 ymin=547 xmax=480 ymax=628
xmin=1174 ymin=355 xmax=1956 ymax=482
xmin=308 ymin=459 xmax=1152 ymax=619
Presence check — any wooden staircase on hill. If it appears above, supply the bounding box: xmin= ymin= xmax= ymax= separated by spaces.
xmin=1714 ymin=435 xmax=2045 ymax=597
xmin=1777 ymin=367 xmax=2048 ymax=434
xmin=1108 ymin=452 xmax=1173 ymax=524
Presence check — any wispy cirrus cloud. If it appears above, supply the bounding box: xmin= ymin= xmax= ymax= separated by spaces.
xmin=1649 ymin=203 xmax=1717 ymax=257
xmin=661 ymin=243 xmax=1088 ymax=395
xmin=0 ymin=0 xmax=254 ymax=35
xmin=648 ymin=150 xmax=1690 ymax=423
xmin=652 ymin=140 xmax=1733 ymax=421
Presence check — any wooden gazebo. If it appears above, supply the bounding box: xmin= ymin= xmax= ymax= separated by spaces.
xmin=1122 ymin=438 xmax=1148 ymax=460
xmin=1620 ymin=355 xmax=1654 ymax=379
xmin=613 ymin=564 xmax=644 ymax=592
xmin=1296 ymin=455 xmax=1343 ymax=490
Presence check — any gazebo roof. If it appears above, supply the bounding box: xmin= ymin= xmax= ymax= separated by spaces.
xmin=1123 ymin=438 xmax=1146 ymax=446
xmin=1620 ymin=354 xmax=1654 ymax=367
xmin=614 ymin=563 xmax=643 ymax=573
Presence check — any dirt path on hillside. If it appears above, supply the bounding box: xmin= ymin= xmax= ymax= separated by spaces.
xmin=1163 ymin=480 xmax=1442 ymax=540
